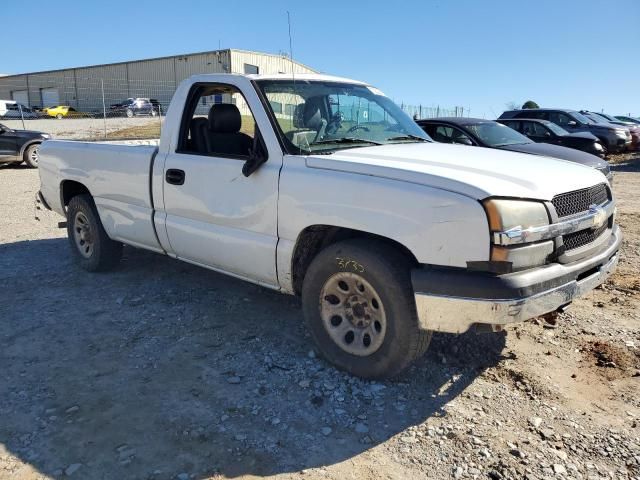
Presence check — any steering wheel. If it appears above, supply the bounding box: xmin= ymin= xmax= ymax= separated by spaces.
xmin=346 ymin=125 xmax=370 ymax=134
xmin=326 ymin=112 xmax=344 ymax=135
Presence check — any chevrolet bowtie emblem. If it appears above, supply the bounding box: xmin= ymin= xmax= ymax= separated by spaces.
xmin=589 ymin=204 xmax=607 ymax=230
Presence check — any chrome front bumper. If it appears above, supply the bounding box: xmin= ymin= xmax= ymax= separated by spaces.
xmin=413 ymin=226 xmax=621 ymax=334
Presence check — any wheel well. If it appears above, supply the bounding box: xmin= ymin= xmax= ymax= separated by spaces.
xmin=20 ymin=141 xmax=41 ymax=159
xmin=61 ymin=180 xmax=91 ymax=208
xmin=290 ymin=225 xmax=418 ymax=295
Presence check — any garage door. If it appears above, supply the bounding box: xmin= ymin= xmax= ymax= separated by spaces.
xmin=12 ymin=90 xmax=29 ymax=106
xmin=41 ymin=88 xmax=60 ymax=107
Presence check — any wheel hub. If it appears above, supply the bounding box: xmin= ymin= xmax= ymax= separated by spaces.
xmin=73 ymin=212 xmax=94 ymax=258
xmin=319 ymin=272 xmax=387 ymax=357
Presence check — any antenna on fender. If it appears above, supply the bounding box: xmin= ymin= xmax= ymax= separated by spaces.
xmin=287 ymin=11 xmax=302 ymax=155
xmin=287 ymin=11 xmax=295 ymax=80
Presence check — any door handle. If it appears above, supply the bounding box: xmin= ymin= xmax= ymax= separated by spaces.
xmin=165 ymin=169 xmax=185 ymax=185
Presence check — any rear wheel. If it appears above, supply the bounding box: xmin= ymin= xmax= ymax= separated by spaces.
xmin=66 ymin=194 xmax=122 ymax=272
xmin=24 ymin=144 xmax=40 ymax=168
xmin=56 ymin=113 xmax=63 ymax=119
xmin=302 ymin=239 xmax=431 ymax=378
xmin=126 ymin=108 xmax=134 ymax=118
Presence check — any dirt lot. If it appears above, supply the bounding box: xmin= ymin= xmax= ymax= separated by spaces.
xmin=0 ymin=155 xmax=639 ymax=480
xmin=2 ymin=117 xmax=162 ymax=141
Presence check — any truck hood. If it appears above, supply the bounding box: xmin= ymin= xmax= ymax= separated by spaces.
xmin=305 ymin=142 xmax=607 ymax=201
xmin=498 ymin=142 xmax=606 ymax=168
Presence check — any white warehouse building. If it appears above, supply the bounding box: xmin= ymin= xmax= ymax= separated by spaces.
xmin=0 ymin=49 xmax=317 ymax=112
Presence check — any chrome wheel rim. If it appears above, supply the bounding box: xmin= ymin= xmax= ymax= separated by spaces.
xmin=29 ymin=146 xmax=39 ymax=165
xmin=73 ymin=212 xmax=94 ymax=258
xmin=319 ymin=272 xmax=387 ymax=356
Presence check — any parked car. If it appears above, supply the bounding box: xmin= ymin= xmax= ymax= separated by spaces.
xmin=499 ymin=108 xmax=631 ymax=154
xmin=44 ymin=106 xmax=90 ymax=119
xmin=418 ymin=118 xmax=612 ymax=182
xmin=37 ymin=74 xmax=621 ymax=378
xmin=109 ymin=98 xmax=159 ymax=117
xmin=0 ymin=123 xmax=50 ymax=167
xmin=580 ymin=111 xmax=640 ymax=150
xmin=614 ymin=115 xmax=640 ymax=125
xmin=0 ymin=100 xmax=39 ymax=119
xmin=498 ymin=118 xmax=605 ymax=157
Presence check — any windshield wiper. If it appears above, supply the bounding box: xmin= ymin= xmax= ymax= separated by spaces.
xmin=311 ymin=137 xmax=383 ymax=146
xmin=386 ymin=134 xmax=430 ymax=142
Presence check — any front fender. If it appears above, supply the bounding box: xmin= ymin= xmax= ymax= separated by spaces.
xmin=278 ymin=158 xmax=490 ymax=270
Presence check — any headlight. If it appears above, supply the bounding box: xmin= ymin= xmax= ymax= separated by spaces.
xmin=594 ymin=143 xmax=603 ymax=151
xmin=483 ymin=199 xmax=552 ymax=271
xmin=41 ymin=134 xmax=51 ymax=139
xmin=484 ymin=199 xmax=549 ymax=232
xmin=598 ymin=165 xmax=610 ymax=177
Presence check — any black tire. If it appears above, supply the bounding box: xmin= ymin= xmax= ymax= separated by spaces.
xmin=56 ymin=113 xmax=63 ymax=119
xmin=302 ymin=239 xmax=431 ymax=379
xmin=66 ymin=194 xmax=123 ymax=272
xmin=126 ymin=108 xmax=134 ymax=118
xmin=23 ymin=143 xmax=40 ymax=168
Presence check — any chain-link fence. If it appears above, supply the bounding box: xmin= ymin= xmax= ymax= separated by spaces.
xmin=398 ymin=103 xmax=466 ymax=120
xmin=0 ymin=74 xmax=465 ymax=142
xmin=0 ymin=76 xmax=175 ymax=141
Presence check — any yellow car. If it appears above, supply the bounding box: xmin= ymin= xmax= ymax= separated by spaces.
xmin=44 ymin=106 xmax=89 ymax=119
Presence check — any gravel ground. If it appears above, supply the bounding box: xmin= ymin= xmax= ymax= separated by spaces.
xmin=2 ymin=117 xmax=161 ymax=140
xmin=0 ymin=155 xmax=638 ymax=480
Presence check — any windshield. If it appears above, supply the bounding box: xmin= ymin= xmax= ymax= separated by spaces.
xmin=465 ymin=122 xmax=531 ymax=147
xmin=543 ymin=121 xmax=568 ymax=135
xmin=571 ymin=111 xmax=594 ymax=124
xmin=256 ymin=79 xmax=431 ymax=154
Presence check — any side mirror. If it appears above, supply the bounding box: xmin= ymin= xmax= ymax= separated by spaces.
xmin=544 ymin=131 xmax=552 ymax=137
xmin=567 ymin=120 xmax=577 ymax=127
xmin=242 ymin=137 xmax=268 ymax=177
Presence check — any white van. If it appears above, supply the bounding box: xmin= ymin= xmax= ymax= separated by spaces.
xmin=0 ymin=100 xmax=37 ymax=119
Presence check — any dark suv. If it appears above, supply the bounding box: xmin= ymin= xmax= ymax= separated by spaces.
xmin=109 ymin=98 xmax=159 ymax=118
xmin=498 ymin=118 xmax=605 ymax=157
xmin=499 ymin=108 xmax=631 ymax=154
xmin=0 ymin=123 xmax=50 ymax=168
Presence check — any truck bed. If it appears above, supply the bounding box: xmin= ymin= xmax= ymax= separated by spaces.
xmin=39 ymin=140 xmax=163 ymax=252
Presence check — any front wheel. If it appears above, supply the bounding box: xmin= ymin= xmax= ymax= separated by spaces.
xmin=66 ymin=194 xmax=123 ymax=272
xmin=302 ymin=239 xmax=431 ymax=379
xmin=24 ymin=144 xmax=40 ymax=168
xmin=126 ymin=108 xmax=134 ymax=118
xmin=56 ymin=113 xmax=63 ymax=119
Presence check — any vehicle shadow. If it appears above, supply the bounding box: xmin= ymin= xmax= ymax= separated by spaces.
xmin=610 ymin=153 xmax=640 ymax=173
xmin=0 ymin=238 xmax=506 ymax=479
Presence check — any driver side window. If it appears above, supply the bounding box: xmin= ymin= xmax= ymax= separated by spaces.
xmin=179 ymin=83 xmax=257 ymax=159
xmin=549 ymin=112 xmax=572 ymax=127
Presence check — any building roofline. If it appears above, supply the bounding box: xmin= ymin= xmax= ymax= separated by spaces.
xmin=228 ymin=49 xmax=318 ymax=73
xmin=0 ymin=49 xmax=316 ymax=78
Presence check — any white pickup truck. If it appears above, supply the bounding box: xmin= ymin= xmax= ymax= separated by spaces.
xmin=37 ymin=73 xmax=621 ymax=378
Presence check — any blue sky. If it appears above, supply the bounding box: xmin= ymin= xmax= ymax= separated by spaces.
xmin=4 ymin=0 xmax=639 ymax=117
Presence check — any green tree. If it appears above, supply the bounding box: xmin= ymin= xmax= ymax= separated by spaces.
xmin=522 ymin=100 xmax=539 ymax=109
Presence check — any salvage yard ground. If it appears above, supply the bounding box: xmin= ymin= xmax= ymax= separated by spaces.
xmin=0 ymin=153 xmax=639 ymax=479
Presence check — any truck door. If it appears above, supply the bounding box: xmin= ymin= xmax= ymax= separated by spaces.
xmin=159 ymin=81 xmax=282 ymax=288
xmin=0 ymin=124 xmax=17 ymax=160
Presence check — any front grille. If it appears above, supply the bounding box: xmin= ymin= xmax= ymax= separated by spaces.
xmin=562 ymin=222 xmax=608 ymax=251
xmin=551 ymin=183 xmax=609 ymax=218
